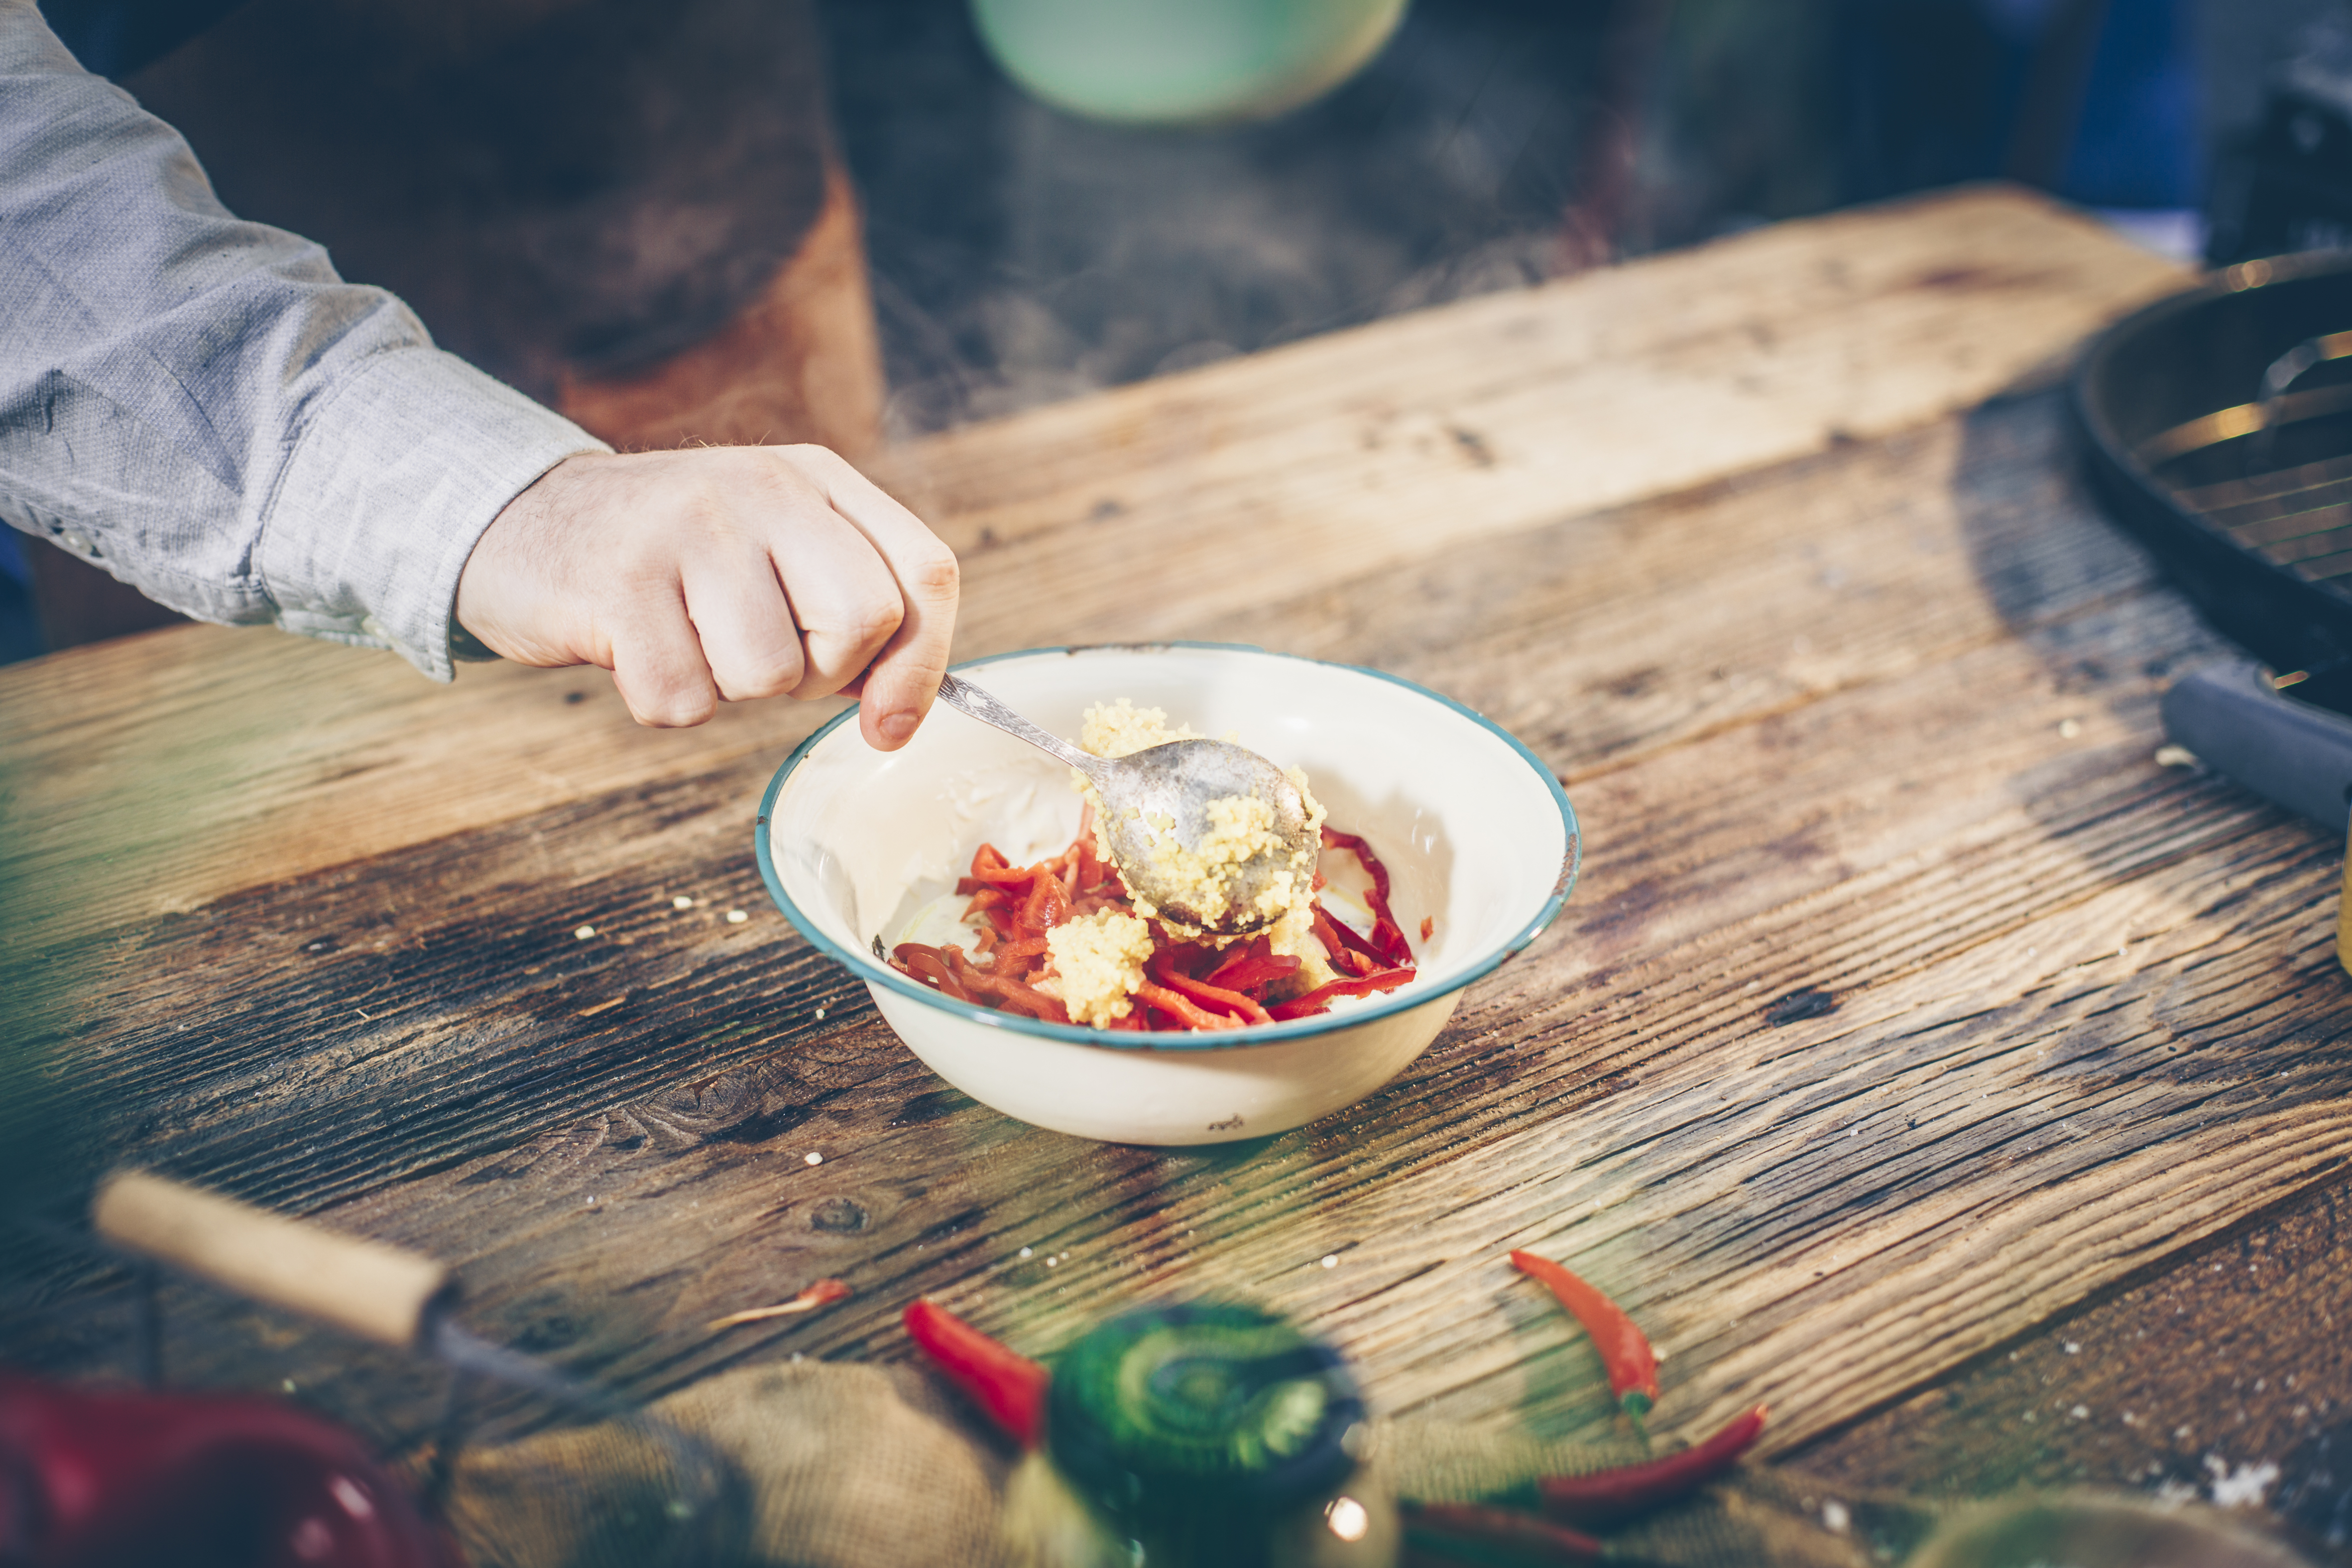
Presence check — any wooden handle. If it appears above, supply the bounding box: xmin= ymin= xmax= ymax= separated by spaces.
xmin=92 ymin=1170 xmax=454 ymax=1349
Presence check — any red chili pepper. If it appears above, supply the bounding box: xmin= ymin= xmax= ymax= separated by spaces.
xmin=0 ymin=1366 xmax=461 ymax=1568
xmin=902 ymin=1300 xmax=1051 ymax=1449
xmin=1507 ymin=1251 xmax=1661 ymax=1421
xmin=1400 ymin=1500 xmax=1608 ymax=1563
xmin=1537 ymin=1406 xmax=1768 ymax=1527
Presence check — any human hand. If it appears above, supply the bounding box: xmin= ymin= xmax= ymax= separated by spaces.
xmin=455 ymin=446 xmax=959 ymax=747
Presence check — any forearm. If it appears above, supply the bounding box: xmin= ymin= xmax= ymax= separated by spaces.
xmin=0 ymin=0 xmax=605 ymax=678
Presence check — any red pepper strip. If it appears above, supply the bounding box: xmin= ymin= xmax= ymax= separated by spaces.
xmin=1508 ymin=1251 xmax=1661 ymax=1421
xmin=1317 ymin=902 xmax=1402 ymax=973
xmin=893 ymin=943 xmax=973 ymax=1002
xmin=965 ymin=974 xmax=1073 ymax=1025
xmin=992 ymin=936 xmax=1052 ymax=965
xmin=1536 ymin=1406 xmax=1768 ymax=1528
xmin=1134 ymin=981 xmax=1241 ymax=1030
xmin=1311 ymin=902 xmax=1388 ymax=977
xmin=1266 ymin=966 xmax=1415 ymax=1020
xmin=1017 ymin=865 xmax=1071 ymax=937
xmin=1147 ymin=954 xmax=1273 ymax=1025
xmin=943 ymin=949 xmax=1072 ymax=1023
xmin=1322 ymin=827 xmax=1415 ymax=966
xmin=903 ymin=1300 xmax=1051 ymax=1449
xmin=1074 ymin=825 xmax=1113 ymax=895
xmin=1201 ymin=936 xmax=1271 ymax=984
xmin=1400 ymin=1500 xmax=1608 ymax=1564
xmin=1205 ymin=954 xmax=1302 ymax=993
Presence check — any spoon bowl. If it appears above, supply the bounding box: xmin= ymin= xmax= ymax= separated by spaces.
xmin=932 ymin=673 xmax=1320 ymax=934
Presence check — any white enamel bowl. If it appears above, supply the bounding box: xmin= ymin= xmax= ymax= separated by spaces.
xmin=754 ymin=645 xmax=1579 ymax=1146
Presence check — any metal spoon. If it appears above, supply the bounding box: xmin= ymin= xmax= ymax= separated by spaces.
xmin=932 ymin=673 xmax=1318 ymax=934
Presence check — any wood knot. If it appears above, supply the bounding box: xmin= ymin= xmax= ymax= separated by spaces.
xmin=809 ymin=1196 xmax=868 ymax=1234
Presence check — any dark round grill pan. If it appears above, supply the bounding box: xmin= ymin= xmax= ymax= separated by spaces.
xmin=2072 ymin=249 xmax=2352 ymax=835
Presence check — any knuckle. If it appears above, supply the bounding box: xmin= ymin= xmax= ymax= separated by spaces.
xmin=633 ymin=695 xmax=712 ymax=729
xmin=675 ymin=491 xmax=738 ymax=540
xmin=906 ymin=544 xmax=959 ymax=601
xmin=724 ymin=651 xmax=803 ymax=702
xmin=616 ymin=656 xmax=715 ymax=728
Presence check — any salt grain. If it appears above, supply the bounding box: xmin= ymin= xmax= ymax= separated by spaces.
xmin=672 ymin=895 xmax=694 ymax=910
xmin=804 ymin=1152 xmax=823 ymax=1166
xmin=574 ymin=925 xmax=595 ymax=940
xmin=727 ymin=909 xmax=749 ymax=924
xmin=1321 ymin=1255 xmax=1338 ymax=1269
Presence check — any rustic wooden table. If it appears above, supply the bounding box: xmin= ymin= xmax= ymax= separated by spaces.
xmin=5 ymin=185 xmax=2350 ymax=1557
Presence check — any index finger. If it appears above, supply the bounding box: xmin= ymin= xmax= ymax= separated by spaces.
xmin=780 ymin=447 xmax=960 ymax=750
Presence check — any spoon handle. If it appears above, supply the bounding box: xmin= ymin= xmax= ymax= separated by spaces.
xmin=935 ymin=674 xmax=1101 ymax=773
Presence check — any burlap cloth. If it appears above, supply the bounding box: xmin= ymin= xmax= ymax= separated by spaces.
xmin=429 ymin=1362 xmax=2307 ymax=1568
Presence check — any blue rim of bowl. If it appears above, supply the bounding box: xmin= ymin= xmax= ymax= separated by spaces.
xmin=754 ymin=643 xmax=1581 ymax=1053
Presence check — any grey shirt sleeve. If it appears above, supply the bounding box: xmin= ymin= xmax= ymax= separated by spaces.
xmin=0 ymin=0 xmax=609 ymax=680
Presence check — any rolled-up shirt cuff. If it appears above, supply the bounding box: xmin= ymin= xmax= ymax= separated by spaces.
xmin=257 ymin=345 xmax=609 ymax=682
